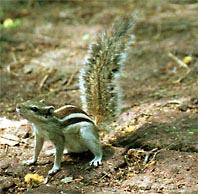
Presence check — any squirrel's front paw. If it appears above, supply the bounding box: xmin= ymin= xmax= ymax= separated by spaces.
xmin=23 ymin=159 xmax=36 ymax=166
xmin=48 ymin=166 xmax=60 ymax=175
xmin=89 ymin=156 xmax=102 ymax=167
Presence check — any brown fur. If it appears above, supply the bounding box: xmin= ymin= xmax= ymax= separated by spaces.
xmin=54 ymin=105 xmax=89 ymax=119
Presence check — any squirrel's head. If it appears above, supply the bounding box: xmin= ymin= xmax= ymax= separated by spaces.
xmin=16 ymin=99 xmax=55 ymax=123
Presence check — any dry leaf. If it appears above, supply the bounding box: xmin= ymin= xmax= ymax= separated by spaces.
xmin=124 ymin=125 xmax=136 ymax=133
xmin=0 ymin=118 xmax=27 ymax=129
xmin=61 ymin=176 xmax=73 ymax=183
xmin=24 ymin=173 xmax=44 ymax=187
xmin=183 ymin=56 xmax=192 ymax=65
xmin=0 ymin=137 xmax=19 ymax=146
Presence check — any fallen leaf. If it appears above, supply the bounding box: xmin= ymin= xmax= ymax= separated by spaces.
xmin=3 ymin=18 xmax=14 ymax=28
xmin=1 ymin=134 xmax=20 ymax=142
xmin=0 ymin=137 xmax=19 ymax=146
xmin=24 ymin=173 xmax=44 ymax=187
xmin=61 ymin=176 xmax=73 ymax=183
xmin=3 ymin=18 xmax=22 ymax=29
xmin=124 ymin=125 xmax=136 ymax=133
xmin=183 ymin=56 xmax=192 ymax=65
xmin=0 ymin=118 xmax=27 ymax=129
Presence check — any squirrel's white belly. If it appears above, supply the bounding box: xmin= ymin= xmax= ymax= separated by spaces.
xmin=63 ymin=122 xmax=93 ymax=153
xmin=64 ymin=133 xmax=88 ymax=153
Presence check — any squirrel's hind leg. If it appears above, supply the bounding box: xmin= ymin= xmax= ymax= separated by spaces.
xmin=89 ymin=155 xmax=102 ymax=166
xmin=80 ymin=124 xmax=103 ymax=166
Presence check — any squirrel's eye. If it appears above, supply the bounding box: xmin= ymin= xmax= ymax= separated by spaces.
xmin=30 ymin=106 xmax=39 ymax=112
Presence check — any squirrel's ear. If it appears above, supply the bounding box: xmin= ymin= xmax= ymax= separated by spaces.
xmin=48 ymin=106 xmax=55 ymax=114
xmin=45 ymin=106 xmax=54 ymax=118
xmin=40 ymin=99 xmax=45 ymax=103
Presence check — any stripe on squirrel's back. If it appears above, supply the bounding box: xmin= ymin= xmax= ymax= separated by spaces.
xmin=54 ymin=105 xmax=89 ymax=119
xmin=63 ymin=117 xmax=95 ymax=126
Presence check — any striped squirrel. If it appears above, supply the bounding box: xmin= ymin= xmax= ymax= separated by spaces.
xmin=16 ymin=100 xmax=102 ymax=174
xmin=16 ymin=16 xmax=135 ymax=175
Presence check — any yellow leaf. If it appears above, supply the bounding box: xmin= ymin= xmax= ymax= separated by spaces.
xmin=183 ymin=56 xmax=192 ymax=65
xmin=49 ymin=88 xmax=55 ymax=92
xmin=21 ymin=8 xmax=29 ymax=15
xmin=127 ymin=173 xmax=135 ymax=177
xmin=24 ymin=173 xmax=44 ymax=187
xmin=124 ymin=125 xmax=136 ymax=133
xmin=3 ymin=18 xmax=14 ymax=28
xmin=3 ymin=18 xmax=21 ymax=29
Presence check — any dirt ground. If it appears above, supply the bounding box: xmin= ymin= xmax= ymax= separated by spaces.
xmin=0 ymin=0 xmax=198 ymax=193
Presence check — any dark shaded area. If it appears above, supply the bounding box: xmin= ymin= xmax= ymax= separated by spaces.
xmin=114 ymin=117 xmax=198 ymax=152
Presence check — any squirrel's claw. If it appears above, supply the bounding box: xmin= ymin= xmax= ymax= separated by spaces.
xmin=89 ymin=156 xmax=102 ymax=167
xmin=48 ymin=166 xmax=60 ymax=175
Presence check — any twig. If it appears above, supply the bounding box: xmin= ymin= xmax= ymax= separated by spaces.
xmin=11 ymin=52 xmax=17 ymax=63
xmin=6 ymin=52 xmax=18 ymax=75
xmin=168 ymin=52 xmax=188 ymax=68
xmin=38 ymin=67 xmax=54 ymax=91
xmin=150 ymin=149 xmax=160 ymax=162
xmin=162 ymin=99 xmax=183 ymax=107
xmin=66 ymin=68 xmax=79 ymax=87
xmin=99 ymin=171 xmax=111 ymax=180
xmin=6 ymin=57 xmax=28 ymax=77
xmin=168 ymin=52 xmax=191 ymax=83
xmin=143 ymin=148 xmax=158 ymax=165
xmin=39 ymin=74 xmax=49 ymax=90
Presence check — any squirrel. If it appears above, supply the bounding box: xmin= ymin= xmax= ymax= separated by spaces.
xmin=16 ymin=100 xmax=102 ymax=174
xmin=16 ymin=16 xmax=135 ymax=175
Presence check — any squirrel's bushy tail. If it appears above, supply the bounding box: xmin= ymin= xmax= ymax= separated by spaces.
xmin=79 ymin=16 xmax=135 ymax=128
